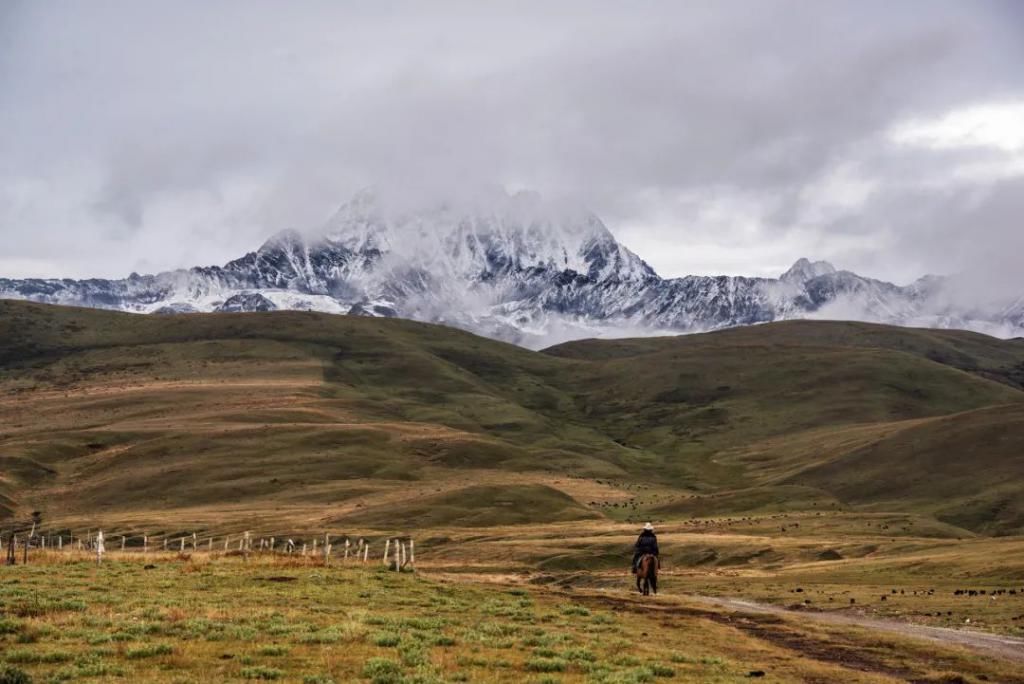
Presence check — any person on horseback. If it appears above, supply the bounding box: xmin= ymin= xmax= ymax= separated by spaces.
xmin=632 ymin=522 xmax=659 ymax=573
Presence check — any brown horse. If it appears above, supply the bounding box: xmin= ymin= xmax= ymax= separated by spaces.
xmin=635 ymin=553 xmax=658 ymax=595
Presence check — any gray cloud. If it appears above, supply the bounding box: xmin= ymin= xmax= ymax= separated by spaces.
xmin=0 ymin=0 xmax=1022 ymax=286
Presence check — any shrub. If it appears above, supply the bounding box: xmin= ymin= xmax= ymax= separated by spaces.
xmin=4 ymin=650 xmax=73 ymax=664
xmin=372 ymin=631 xmax=401 ymax=647
xmin=524 ymin=658 xmax=567 ymax=673
xmin=0 ymin=665 xmax=31 ymax=684
xmin=362 ymin=657 xmax=403 ymax=684
xmin=257 ymin=645 xmax=289 ymax=657
xmin=651 ymin=664 xmax=676 ymax=677
xmin=398 ymin=642 xmax=426 ymax=667
xmin=564 ymin=647 xmax=597 ymax=663
xmin=126 ymin=643 xmax=173 ymax=659
xmin=302 ymin=676 xmax=335 ymax=684
xmin=241 ymin=666 xmax=283 ymax=680
xmin=560 ymin=605 xmax=590 ymax=617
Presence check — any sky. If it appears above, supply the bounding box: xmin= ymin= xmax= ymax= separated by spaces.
xmin=1 ymin=0 xmax=1023 ymax=286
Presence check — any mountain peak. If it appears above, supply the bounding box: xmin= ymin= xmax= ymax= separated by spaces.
xmin=781 ymin=258 xmax=837 ymax=283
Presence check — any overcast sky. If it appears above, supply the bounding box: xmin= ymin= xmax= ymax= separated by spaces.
xmin=1 ymin=1 xmax=1023 ymax=286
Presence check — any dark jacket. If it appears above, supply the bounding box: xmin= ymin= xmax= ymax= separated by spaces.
xmin=634 ymin=530 xmax=659 ymax=557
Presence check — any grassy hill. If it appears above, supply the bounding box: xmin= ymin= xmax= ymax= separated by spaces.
xmin=2 ymin=300 xmax=1023 ymax=535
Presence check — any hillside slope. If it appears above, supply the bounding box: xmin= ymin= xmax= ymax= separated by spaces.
xmin=1 ymin=301 xmax=1022 ymax=533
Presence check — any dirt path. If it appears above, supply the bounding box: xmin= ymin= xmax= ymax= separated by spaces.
xmin=691 ymin=594 xmax=1024 ymax=664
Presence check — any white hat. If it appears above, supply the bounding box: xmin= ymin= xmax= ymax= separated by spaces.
xmin=643 ymin=522 xmax=654 ymax=531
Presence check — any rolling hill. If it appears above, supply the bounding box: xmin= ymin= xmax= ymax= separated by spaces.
xmin=1 ymin=300 xmax=1023 ymax=535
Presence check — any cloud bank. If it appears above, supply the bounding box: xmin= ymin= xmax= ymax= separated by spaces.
xmin=1 ymin=0 xmax=1022 ymax=293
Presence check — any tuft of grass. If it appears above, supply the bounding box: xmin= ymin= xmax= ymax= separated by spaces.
xmin=241 ymin=665 xmax=284 ymax=680
xmin=3 ymin=649 xmax=74 ymax=664
xmin=256 ymin=645 xmax=289 ymax=657
xmin=524 ymin=657 xmax=568 ymax=673
xmin=126 ymin=643 xmax=173 ymax=659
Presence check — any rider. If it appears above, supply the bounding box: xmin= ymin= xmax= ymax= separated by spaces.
xmin=632 ymin=522 xmax=659 ymax=573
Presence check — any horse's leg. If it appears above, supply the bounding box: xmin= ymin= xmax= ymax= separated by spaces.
xmin=651 ymin=573 xmax=657 ymax=595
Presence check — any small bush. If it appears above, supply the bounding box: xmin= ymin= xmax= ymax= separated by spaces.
xmin=564 ymin=647 xmax=597 ymax=663
xmin=561 ymin=605 xmax=590 ymax=617
xmin=241 ymin=666 xmax=283 ymax=680
xmin=257 ymin=645 xmax=289 ymax=657
xmin=651 ymin=664 xmax=676 ymax=678
xmin=362 ymin=657 xmax=403 ymax=684
xmin=429 ymin=635 xmax=455 ymax=647
xmin=302 ymin=676 xmax=335 ymax=684
xmin=524 ymin=658 xmax=567 ymax=673
xmin=4 ymin=649 xmax=74 ymax=664
xmin=126 ymin=643 xmax=173 ymax=659
xmin=0 ymin=665 xmax=32 ymax=684
xmin=0 ymin=619 xmax=21 ymax=635
xmin=372 ymin=631 xmax=401 ymax=647
xmin=398 ymin=642 xmax=426 ymax=667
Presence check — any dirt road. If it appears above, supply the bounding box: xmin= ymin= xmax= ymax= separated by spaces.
xmin=691 ymin=594 xmax=1024 ymax=664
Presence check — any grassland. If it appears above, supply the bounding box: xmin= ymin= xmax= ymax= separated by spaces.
xmin=3 ymin=301 xmax=1024 ymax=680
xmin=2 ymin=552 xmax=1023 ymax=683
xmin=2 ymin=300 xmax=1023 ymax=535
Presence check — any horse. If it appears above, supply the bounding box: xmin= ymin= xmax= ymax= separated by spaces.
xmin=635 ymin=553 xmax=658 ymax=595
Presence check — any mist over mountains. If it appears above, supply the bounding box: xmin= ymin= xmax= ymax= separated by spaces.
xmin=1 ymin=189 xmax=1021 ymax=348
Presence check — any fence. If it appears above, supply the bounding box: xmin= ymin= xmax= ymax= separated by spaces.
xmin=0 ymin=528 xmax=416 ymax=572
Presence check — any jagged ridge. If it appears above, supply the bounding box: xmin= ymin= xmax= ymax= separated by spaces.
xmin=1 ymin=189 xmax=1022 ymax=347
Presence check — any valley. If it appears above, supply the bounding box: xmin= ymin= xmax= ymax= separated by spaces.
xmin=3 ymin=300 xmax=1024 ymax=681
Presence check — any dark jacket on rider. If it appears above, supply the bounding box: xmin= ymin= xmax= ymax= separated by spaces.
xmin=632 ymin=530 xmax=659 ymax=571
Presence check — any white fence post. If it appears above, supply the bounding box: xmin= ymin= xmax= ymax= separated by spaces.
xmin=383 ymin=539 xmax=391 ymax=567
xmin=96 ymin=530 xmax=105 ymax=565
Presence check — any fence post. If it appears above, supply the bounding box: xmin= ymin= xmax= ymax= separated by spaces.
xmin=96 ymin=531 xmax=105 ymax=565
xmin=59 ymin=535 xmax=63 ymax=551
xmin=208 ymin=538 xmax=213 ymax=553
xmin=363 ymin=544 xmax=369 ymax=563
xmin=192 ymin=532 xmax=197 ymax=552
xmin=143 ymin=535 xmax=148 ymax=553
xmin=224 ymin=535 xmax=230 ymax=551
xmin=180 ymin=538 xmax=185 ymax=553
xmin=409 ymin=539 xmax=415 ymax=570
xmin=344 ymin=538 xmax=350 ymax=561
xmin=383 ymin=539 xmax=390 ymax=567
xmin=121 ymin=535 xmax=126 ymax=551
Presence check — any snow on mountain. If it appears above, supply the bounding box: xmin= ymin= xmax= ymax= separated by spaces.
xmin=1 ymin=188 xmax=1022 ymax=347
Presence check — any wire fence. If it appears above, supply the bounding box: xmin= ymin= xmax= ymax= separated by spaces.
xmin=1 ymin=527 xmax=415 ymax=571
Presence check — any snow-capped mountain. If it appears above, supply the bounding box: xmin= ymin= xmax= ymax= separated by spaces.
xmin=2 ymin=189 xmax=1022 ymax=347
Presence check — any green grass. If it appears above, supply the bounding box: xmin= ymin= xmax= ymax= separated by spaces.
xmin=2 ymin=300 xmax=1024 ymax=535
